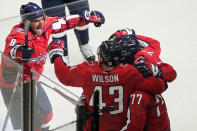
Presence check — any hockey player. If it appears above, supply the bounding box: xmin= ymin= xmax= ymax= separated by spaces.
xmin=48 ymin=38 xmax=167 ymax=131
xmin=0 ymin=2 xmax=105 ymax=131
xmin=108 ymin=28 xmax=177 ymax=131
xmin=42 ymin=0 xmax=95 ymax=61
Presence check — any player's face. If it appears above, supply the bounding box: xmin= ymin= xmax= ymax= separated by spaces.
xmin=29 ymin=17 xmax=45 ymax=35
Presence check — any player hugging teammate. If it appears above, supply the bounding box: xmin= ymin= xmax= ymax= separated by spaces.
xmin=48 ymin=27 xmax=176 ymax=130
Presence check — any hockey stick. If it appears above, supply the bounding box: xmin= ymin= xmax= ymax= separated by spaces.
xmin=40 ymin=74 xmax=79 ymax=99
xmin=24 ymin=19 xmax=34 ymax=60
xmin=49 ymin=120 xmax=77 ymax=131
xmin=40 ymin=81 xmax=78 ymax=105
xmin=24 ymin=20 xmax=30 ymax=48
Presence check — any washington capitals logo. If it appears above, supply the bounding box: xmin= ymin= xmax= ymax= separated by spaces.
xmin=135 ymin=57 xmax=146 ymax=64
xmin=16 ymin=29 xmax=25 ymax=32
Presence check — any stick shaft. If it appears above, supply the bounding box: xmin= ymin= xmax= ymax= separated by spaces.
xmin=40 ymin=81 xmax=78 ymax=105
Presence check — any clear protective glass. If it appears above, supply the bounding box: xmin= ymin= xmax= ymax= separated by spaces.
xmin=0 ymin=0 xmax=91 ymax=130
xmin=0 ymin=52 xmax=23 ymax=131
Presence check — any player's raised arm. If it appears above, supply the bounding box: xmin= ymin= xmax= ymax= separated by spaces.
xmin=47 ymin=40 xmax=86 ymax=87
xmin=51 ymin=10 xmax=105 ymax=34
xmin=71 ymin=10 xmax=105 ymax=27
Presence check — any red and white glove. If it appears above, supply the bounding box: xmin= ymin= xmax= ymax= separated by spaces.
xmin=81 ymin=10 xmax=105 ymax=27
xmin=134 ymin=57 xmax=162 ymax=78
xmin=47 ymin=40 xmax=65 ymax=63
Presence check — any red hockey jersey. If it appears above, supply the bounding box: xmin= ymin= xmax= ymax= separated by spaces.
xmin=135 ymin=35 xmax=161 ymax=65
xmin=121 ymin=91 xmax=170 ymax=131
xmin=121 ymin=36 xmax=177 ymax=131
xmin=135 ymin=35 xmax=177 ymax=82
xmin=2 ymin=15 xmax=86 ymax=83
xmin=54 ymin=56 xmax=166 ymax=131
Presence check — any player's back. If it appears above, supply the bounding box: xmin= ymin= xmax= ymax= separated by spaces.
xmin=125 ymin=91 xmax=170 ymax=131
xmin=81 ymin=61 xmax=142 ymax=131
xmin=145 ymin=94 xmax=170 ymax=131
xmin=54 ymin=57 xmax=165 ymax=131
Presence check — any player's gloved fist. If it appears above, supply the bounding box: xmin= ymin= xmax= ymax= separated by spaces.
xmin=149 ymin=64 xmax=163 ymax=78
xmin=48 ymin=40 xmax=65 ymax=63
xmin=134 ymin=57 xmax=162 ymax=78
xmin=10 ymin=44 xmax=33 ymax=63
xmin=81 ymin=10 xmax=105 ymax=27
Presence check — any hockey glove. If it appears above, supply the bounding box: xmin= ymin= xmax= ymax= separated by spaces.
xmin=10 ymin=44 xmax=33 ymax=63
xmin=134 ymin=59 xmax=162 ymax=78
xmin=81 ymin=10 xmax=105 ymax=27
xmin=48 ymin=40 xmax=65 ymax=63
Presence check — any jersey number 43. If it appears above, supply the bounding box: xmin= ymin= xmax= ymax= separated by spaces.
xmin=89 ymin=85 xmax=123 ymax=115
